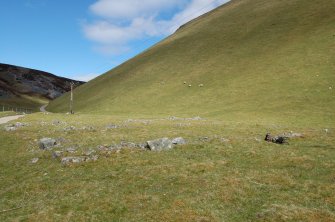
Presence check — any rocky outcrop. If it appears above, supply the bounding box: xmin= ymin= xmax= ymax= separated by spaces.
xmin=39 ymin=138 xmax=57 ymax=150
xmin=146 ymin=138 xmax=173 ymax=151
xmin=0 ymin=63 xmax=84 ymax=100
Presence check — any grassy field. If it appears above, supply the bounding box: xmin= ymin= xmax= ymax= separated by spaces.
xmin=0 ymin=113 xmax=334 ymax=221
xmin=48 ymin=0 xmax=335 ymax=125
xmin=0 ymin=111 xmax=16 ymax=118
xmin=2 ymin=0 xmax=335 ymax=221
xmin=0 ymin=95 xmax=48 ymax=112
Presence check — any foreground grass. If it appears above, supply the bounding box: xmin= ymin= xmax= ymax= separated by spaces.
xmin=0 ymin=113 xmax=334 ymax=221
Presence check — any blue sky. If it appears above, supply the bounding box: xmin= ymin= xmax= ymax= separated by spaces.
xmin=0 ymin=0 xmax=228 ymax=81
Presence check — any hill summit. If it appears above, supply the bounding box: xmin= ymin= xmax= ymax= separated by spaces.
xmin=48 ymin=0 xmax=335 ymax=124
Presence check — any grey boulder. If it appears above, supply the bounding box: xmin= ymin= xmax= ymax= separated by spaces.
xmin=61 ymin=156 xmax=85 ymax=165
xmin=146 ymin=138 xmax=173 ymax=151
xmin=39 ymin=138 xmax=57 ymax=150
xmin=172 ymin=137 xmax=186 ymax=145
xmin=4 ymin=126 xmax=16 ymax=131
xmin=31 ymin=157 xmax=39 ymax=164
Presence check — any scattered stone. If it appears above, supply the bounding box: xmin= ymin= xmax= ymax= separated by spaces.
xmin=172 ymin=137 xmax=186 ymax=145
xmin=120 ymin=141 xmax=137 ymax=148
xmin=39 ymin=121 xmax=48 ymax=126
xmin=285 ymin=132 xmax=304 ymax=138
xmin=61 ymin=156 xmax=85 ymax=165
xmin=136 ymin=143 xmax=148 ymax=149
xmin=324 ymin=129 xmax=329 ymax=133
xmin=106 ymin=124 xmax=119 ymax=129
xmin=109 ymin=143 xmax=122 ymax=151
xmin=52 ymin=120 xmax=62 ymax=125
xmin=39 ymin=138 xmax=57 ymax=150
xmin=175 ymin=123 xmax=191 ymax=127
xmin=52 ymin=151 xmax=63 ymax=159
xmin=167 ymin=116 xmax=203 ymax=121
xmin=199 ymin=136 xmax=210 ymax=142
xmin=66 ymin=147 xmax=77 ymax=153
xmin=15 ymin=122 xmax=27 ymax=127
xmin=56 ymin=137 xmax=66 ymax=144
xmin=220 ymin=138 xmax=230 ymax=143
xmin=98 ymin=141 xmax=148 ymax=152
xmin=189 ymin=116 xmax=202 ymax=120
xmin=4 ymin=126 xmax=16 ymax=131
xmin=31 ymin=157 xmax=39 ymax=164
xmin=83 ymin=149 xmax=96 ymax=156
xmin=264 ymin=133 xmax=288 ymax=144
xmin=64 ymin=126 xmax=76 ymax=131
xmin=4 ymin=122 xmax=28 ymax=131
xmin=183 ymin=81 xmax=186 ymax=84
xmin=82 ymin=126 xmax=95 ymax=131
xmin=85 ymin=155 xmax=99 ymax=162
xmin=97 ymin=145 xmax=110 ymax=151
xmin=168 ymin=116 xmax=180 ymax=121
xmin=329 ymin=87 xmax=332 ymax=90
xmin=146 ymin=138 xmax=173 ymax=151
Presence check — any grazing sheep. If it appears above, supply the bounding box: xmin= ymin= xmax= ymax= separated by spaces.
xmin=188 ymin=85 xmax=192 ymax=87
xmin=199 ymin=84 xmax=204 ymax=87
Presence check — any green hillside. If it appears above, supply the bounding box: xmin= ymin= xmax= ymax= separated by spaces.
xmin=48 ymin=0 xmax=335 ymax=124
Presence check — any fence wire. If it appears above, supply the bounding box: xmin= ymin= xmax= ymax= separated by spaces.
xmin=0 ymin=105 xmax=33 ymax=114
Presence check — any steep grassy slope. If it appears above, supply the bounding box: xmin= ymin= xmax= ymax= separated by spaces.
xmin=49 ymin=0 xmax=335 ymax=124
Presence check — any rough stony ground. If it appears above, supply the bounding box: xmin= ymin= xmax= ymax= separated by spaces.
xmin=0 ymin=115 xmax=24 ymax=125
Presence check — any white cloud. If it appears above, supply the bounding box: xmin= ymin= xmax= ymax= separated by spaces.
xmin=90 ymin=0 xmax=183 ymax=19
xmin=83 ymin=0 xmax=229 ymax=55
xmin=167 ymin=0 xmax=229 ymax=33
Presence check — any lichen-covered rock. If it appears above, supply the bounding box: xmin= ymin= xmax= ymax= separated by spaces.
xmin=31 ymin=157 xmax=39 ymax=164
xmin=4 ymin=126 xmax=16 ymax=131
xmin=106 ymin=124 xmax=120 ymax=129
xmin=265 ymin=133 xmax=288 ymax=144
xmin=146 ymin=138 xmax=173 ymax=151
xmin=52 ymin=151 xmax=63 ymax=159
xmin=83 ymin=149 xmax=96 ymax=156
xmin=285 ymin=132 xmax=304 ymax=138
xmin=64 ymin=126 xmax=76 ymax=131
xmin=15 ymin=122 xmax=27 ymax=127
xmin=172 ymin=137 xmax=186 ymax=145
xmin=66 ymin=147 xmax=77 ymax=153
xmin=61 ymin=156 xmax=85 ymax=165
xmin=39 ymin=138 xmax=57 ymax=150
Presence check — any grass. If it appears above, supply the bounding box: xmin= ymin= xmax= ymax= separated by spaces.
xmin=0 ymin=95 xmax=48 ymax=112
xmin=2 ymin=0 xmax=335 ymax=221
xmin=48 ymin=0 xmax=335 ymax=125
xmin=0 ymin=111 xmax=17 ymax=118
xmin=0 ymin=113 xmax=334 ymax=221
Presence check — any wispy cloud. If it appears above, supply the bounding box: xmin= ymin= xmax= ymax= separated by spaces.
xmin=24 ymin=0 xmax=46 ymax=9
xmin=83 ymin=0 xmax=229 ymax=55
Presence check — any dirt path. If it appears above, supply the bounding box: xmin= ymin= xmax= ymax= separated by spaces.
xmin=0 ymin=115 xmax=25 ymax=125
xmin=40 ymin=104 xmax=48 ymax=112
